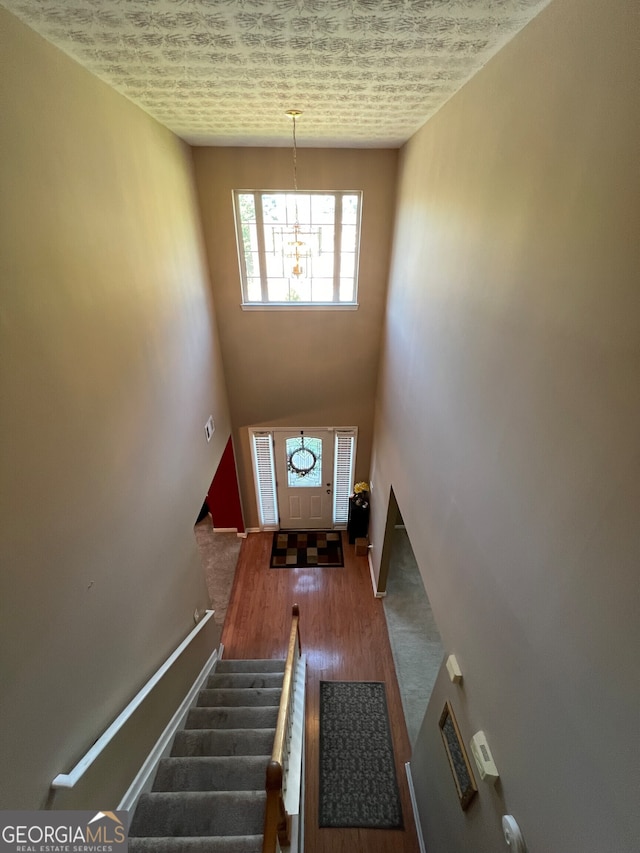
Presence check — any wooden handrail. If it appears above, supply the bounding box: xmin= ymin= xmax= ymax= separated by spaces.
xmin=263 ymin=604 xmax=301 ymax=853
xmin=272 ymin=603 xmax=301 ymax=766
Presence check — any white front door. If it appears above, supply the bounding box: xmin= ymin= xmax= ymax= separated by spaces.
xmin=274 ymin=429 xmax=334 ymax=529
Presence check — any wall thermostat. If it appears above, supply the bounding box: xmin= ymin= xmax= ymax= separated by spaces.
xmin=470 ymin=730 xmax=499 ymax=783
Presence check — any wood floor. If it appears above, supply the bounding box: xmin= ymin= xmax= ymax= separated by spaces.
xmin=221 ymin=532 xmax=421 ymax=853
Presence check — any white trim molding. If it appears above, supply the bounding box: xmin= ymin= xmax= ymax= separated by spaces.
xmin=406 ymin=762 xmax=427 ymax=853
xmin=368 ymin=550 xmax=386 ymax=598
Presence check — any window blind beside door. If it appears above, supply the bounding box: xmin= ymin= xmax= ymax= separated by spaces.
xmin=333 ymin=430 xmax=356 ymax=525
xmin=251 ymin=431 xmax=279 ymax=528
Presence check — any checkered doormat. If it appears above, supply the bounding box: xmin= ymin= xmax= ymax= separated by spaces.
xmin=269 ymin=531 xmax=344 ymax=568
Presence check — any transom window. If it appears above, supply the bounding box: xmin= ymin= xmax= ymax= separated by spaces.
xmin=233 ymin=190 xmax=362 ymax=306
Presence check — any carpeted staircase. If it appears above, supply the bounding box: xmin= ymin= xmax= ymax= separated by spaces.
xmin=129 ymin=658 xmax=286 ymax=853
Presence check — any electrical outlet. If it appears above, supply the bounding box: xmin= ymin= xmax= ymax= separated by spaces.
xmin=204 ymin=416 xmax=215 ymax=442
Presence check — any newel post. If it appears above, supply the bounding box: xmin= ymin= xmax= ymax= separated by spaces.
xmin=263 ymin=760 xmax=290 ymax=852
xmin=292 ymin=602 xmax=301 ymax=653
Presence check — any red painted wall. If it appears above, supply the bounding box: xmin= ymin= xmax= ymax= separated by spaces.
xmin=207 ymin=436 xmax=245 ymax=532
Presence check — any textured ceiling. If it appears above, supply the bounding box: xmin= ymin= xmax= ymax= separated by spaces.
xmin=2 ymin=0 xmax=550 ymax=147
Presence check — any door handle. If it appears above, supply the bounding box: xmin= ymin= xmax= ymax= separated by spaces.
xmin=326 ymin=489 xmax=331 ymax=494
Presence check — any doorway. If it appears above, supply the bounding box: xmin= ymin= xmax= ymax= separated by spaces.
xmin=250 ymin=427 xmax=357 ymax=529
xmin=380 ymin=487 xmax=444 ymax=746
xmin=274 ymin=429 xmax=334 ymax=529
xmin=193 ymin=438 xmax=244 ymax=635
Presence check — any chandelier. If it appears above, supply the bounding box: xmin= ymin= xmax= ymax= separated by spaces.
xmin=273 ymin=110 xmax=321 ymax=279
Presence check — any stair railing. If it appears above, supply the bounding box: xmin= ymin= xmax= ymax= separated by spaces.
xmin=262 ymin=603 xmax=301 ymax=853
xmin=50 ymin=609 xmax=215 ymax=794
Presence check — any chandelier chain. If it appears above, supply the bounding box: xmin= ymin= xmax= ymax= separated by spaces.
xmin=292 ymin=114 xmax=298 ymax=192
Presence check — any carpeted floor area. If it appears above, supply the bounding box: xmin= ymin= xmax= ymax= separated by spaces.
xmin=270 ymin=530 xmax=343 ymax=568
xmin=319 ymin=681 xmax=403 ymax=830
xmin=383 ymin=527 xmax=444 ymax=747
xmin=194 ymin=520 xmax=242 ymax=629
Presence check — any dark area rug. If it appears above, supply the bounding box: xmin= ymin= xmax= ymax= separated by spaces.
xmin=319 ymin=681 xmax=404 ymax=829
xmin=270 ymin=531 xmax=343 ymax=568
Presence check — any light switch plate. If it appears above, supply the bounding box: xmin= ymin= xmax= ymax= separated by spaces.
xmin=205 ymin=416 xmax=215 ymax=442
xmin=446 ymin=654 xmax=463 ymax=683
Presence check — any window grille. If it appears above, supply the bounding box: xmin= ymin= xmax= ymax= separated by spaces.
xmin=234 ymin=190 xmax=362 ymax=306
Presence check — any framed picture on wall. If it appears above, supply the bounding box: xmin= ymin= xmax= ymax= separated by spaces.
xmin=439 ymin=701 xmax=478 ymax=810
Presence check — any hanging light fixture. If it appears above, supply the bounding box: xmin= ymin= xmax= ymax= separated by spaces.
xmin=273 ymin=110 xmax=321 ymax=279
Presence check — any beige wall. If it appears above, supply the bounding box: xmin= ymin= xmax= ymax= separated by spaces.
xmin=370 ymin=0 xmax=640 ymax=850
xmin=192 ymin=147 xmax=397 ymax=527
xmin=0 ymin=9 xmax=231 ymax=808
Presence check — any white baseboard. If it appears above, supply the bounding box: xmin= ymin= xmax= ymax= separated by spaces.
xmin=118 ymin=644 xmax=221 ymax=812
xmin=245 ymin=527 xmax=261 ymax=534
xmin=237 ymin=531 xmax=248 ymax=538
xmin=405 ymin=762 xmax=427 ymax=853
xmin=213 ymin=527 xmax=237 ymax=533
xmin=368 ymin=551 xmax=386 ymax=598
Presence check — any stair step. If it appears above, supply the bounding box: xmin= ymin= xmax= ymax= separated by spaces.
xmin=197 ymin=687 xmax=282 ymax=708
xmin=215 ymin=659 xmax=285 ymax=674
xmin=186 ymin=705 xmax=279 ymax=730
xmin=206 ymin=671 xmax=284 ymax=689
xmin=130 ymin=791 xmax=266 ymax=837
xmin=152 ymin=755 xmax=269 ymax=792
xmin=128 ymin=837 xmax=263 ymax=853
xmin=171 ymin=728 xmax=276 ymax=757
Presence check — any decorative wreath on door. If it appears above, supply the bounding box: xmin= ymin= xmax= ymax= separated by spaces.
xmin=287 ymin=433 xmax=317 ymax=478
